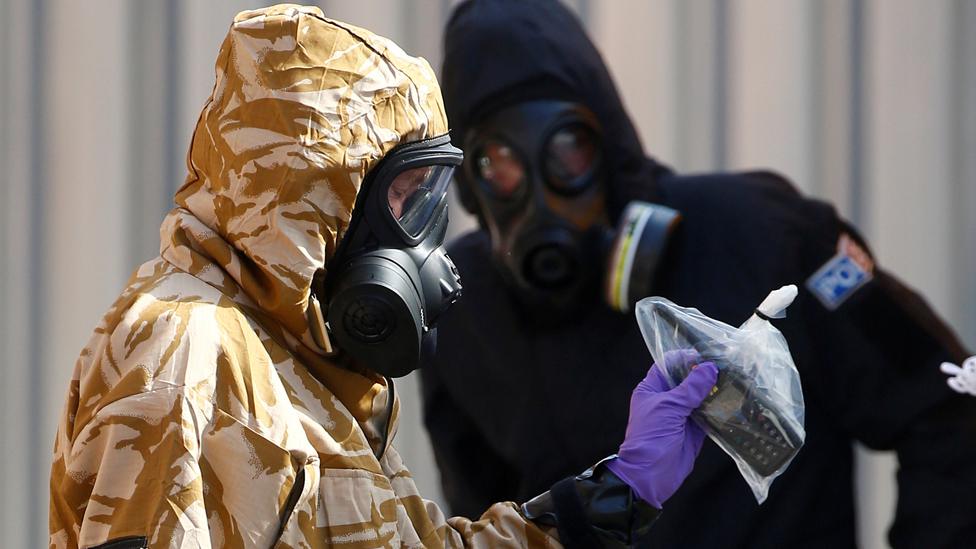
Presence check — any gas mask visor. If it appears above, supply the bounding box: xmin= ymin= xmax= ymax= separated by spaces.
xmin=311 ymin=134 xmax=463 ymax=378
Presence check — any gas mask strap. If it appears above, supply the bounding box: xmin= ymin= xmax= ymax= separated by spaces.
xmin=306 ymin=292 xmax=334 ymax=354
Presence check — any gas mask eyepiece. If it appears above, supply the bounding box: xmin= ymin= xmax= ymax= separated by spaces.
xmin=312 ymin=134 xmax=463 ymax=377
xmin=542 ymin=123 xmax=601 ymax=195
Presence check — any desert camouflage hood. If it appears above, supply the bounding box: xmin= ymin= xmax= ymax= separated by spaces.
xmin=160 ymin=4 xmax=448 ymax=356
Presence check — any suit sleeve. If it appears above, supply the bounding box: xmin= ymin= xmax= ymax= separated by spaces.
xmin=784 ymin=187 xmax=976 ymax=549
xmin=380 ymin=444 xmax=658 ymax=549
xmin=50 ymin=388 xmax=214 ymax=549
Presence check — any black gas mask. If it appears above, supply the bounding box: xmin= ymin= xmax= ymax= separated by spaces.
xmin=461 ymin=100 xmax=680 ymax=314
xmin=308 ymin=134 xmax=463 ymax=378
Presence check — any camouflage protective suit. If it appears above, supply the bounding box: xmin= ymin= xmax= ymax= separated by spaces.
xmin=49 ymin=5 xmax=558 ymax=548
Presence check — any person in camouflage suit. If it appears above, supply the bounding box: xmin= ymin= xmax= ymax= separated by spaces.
xmin=49 ymin=5 xmax=715 ymax=548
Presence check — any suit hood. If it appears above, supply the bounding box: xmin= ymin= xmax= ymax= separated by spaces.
xmin=159 ymin=4 xmax=449 ymax=355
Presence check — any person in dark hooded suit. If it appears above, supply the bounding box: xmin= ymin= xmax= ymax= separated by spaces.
xmin=421 ymin=1 xmax=976 ymax=547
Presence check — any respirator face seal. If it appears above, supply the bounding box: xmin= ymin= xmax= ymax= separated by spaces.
xmin=311 ymin=134 xmax=463 ymax=377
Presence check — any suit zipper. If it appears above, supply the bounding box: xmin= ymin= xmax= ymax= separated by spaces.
xmin=272 ymin=467 xmax=306 ymax=545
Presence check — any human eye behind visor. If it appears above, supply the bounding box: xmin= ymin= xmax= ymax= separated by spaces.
xmin=476 ymin=141 xmax=525 ymax=199
xmin=387 ymin=164 xmax=453 ymax=237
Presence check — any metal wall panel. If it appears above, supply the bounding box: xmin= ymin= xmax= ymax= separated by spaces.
xmin=674 ymin=0 xmax=729 ymax=172
xmin=728 ymin=0 xmax=815 ymax=191
xmin=1 ymin=1 xmax=40 ymax=545
xmin=41 ymin=2 xmax=133 ymax=544
xmin=952 ymin=0 xmax=976 ymax=356
xmin=592 ymin=0 xmax=680 ymax=163
xmin=866 ymin=0 xmax=954 ymax=313
xmin=814 ymin=0 xmax=861 ymax=217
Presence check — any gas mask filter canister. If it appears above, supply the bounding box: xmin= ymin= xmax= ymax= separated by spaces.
xmin=604 ymin=201 xmax=682 ymax=313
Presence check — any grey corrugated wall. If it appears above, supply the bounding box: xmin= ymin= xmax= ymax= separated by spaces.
xmin=1 ymin=2 xmax=973 ymax=548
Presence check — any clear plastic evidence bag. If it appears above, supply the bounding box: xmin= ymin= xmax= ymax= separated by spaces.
xmin=635 ymin=285 xmax=806 ymax=503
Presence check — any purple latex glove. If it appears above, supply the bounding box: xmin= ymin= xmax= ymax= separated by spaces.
xmin=607 ymin=350 xmax=719 ymax=508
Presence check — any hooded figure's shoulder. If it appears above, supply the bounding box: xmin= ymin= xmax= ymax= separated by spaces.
xmin=658 ymin=169 xmax=798 ymax=210
xmin=657 ymin=169 xmax=839 ymax=241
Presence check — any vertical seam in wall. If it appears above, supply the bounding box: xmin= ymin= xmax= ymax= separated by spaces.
xmin=165 ymin=1 xmax=181 ymax=204
xmin=849 ymin=0 xmax=865 ymax=227
xmin=951 ymin=0 xmax=976 ymax=348
xmin=0 ymin=0 xmax=10 ymax=533
xmin=396 ymin=0 xmax=407 ymax=50
xmin=0 ymin=0 xmax=9 ymax=322
xmin=440 ymin=0 xmax=452 ymax=77
xmin=402 ymin=0 xmax=416 ymax=59
xmin=713 ymin=0 xmax=729 ymax=170
xmin=673 ymin=0 xmax=688 ymax=170
xmin=809 ymin=2 xmax=826 ymax=198
xmin=967 ymin=0 xmax=976 ymax=349
xmin=441 ymin=0 xmax=451 ymax=33
xmin=949 ymin=0 xmax=961 ymax=345
xmin=29 ymin=0 xmax=47 ymax=545
xmin=577 ymin=0 xmax=590 ymax=30
xmin=128 ymin=3 xmax=144 ymax=268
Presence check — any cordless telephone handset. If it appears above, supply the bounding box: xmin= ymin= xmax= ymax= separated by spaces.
xmin=652 ymin=304 xmax=803 ymax=477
